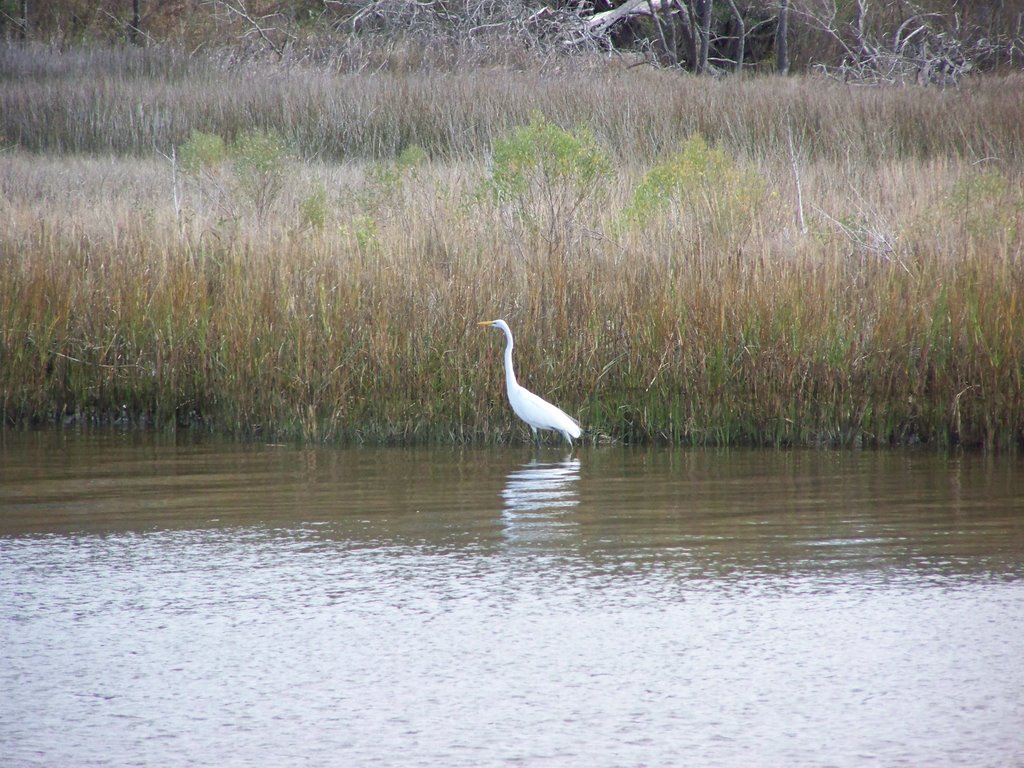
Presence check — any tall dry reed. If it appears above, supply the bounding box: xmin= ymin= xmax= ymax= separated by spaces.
xmin=3 ymin=43 xmax=1024 ymax=165
xmin=2 ymin=145 xmax=1021 ymax=447
xmin=1 ymin=45 xmax=1022 ymax=447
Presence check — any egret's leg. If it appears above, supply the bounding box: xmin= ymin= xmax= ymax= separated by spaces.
xmin=531 ymin=427 xmax=540 ymax=449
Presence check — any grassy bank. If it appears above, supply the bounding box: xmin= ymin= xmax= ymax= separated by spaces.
xmin=1 ymin=44 xmax=1023 ymax=448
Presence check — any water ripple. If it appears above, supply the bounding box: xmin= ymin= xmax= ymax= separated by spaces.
xmin=3 ymin=437 xmax=1024 ymax=766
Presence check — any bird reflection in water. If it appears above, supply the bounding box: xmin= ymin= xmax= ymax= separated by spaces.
xmin=501 ymin=457 xmax=581 ymax=544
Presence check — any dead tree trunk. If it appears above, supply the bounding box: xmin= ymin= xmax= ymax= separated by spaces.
xmin=777 ymin=0 xmax=790 ymax=74
xmin=695 ymin=0 xmax=712 ymax=73
xmin=647 ymin=0 xmax=677 ymax=67
xmin=725 ymin=0 xmax=745 ymax=71
xmin=131 ymin=0 xmax=141 ymax=44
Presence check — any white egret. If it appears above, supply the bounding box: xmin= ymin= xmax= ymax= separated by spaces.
xmin=478 ymin=319 xmax=582 ymax=447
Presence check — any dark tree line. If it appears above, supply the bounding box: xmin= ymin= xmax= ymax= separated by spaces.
xmin=587 ymin=0 xmax=1020 ymax=80
xmin=3 ymin=0 xmax=1021 ymax=80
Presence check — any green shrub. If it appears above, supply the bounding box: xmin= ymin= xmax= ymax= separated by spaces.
xmin=231 ymin=129 xmax=289 ymax=223
xmin=359 ymin=144 xmax=428 ymax=212
xmin=299 ymin=181 xmax=329 ymax=232
xmin=486 ymin=112 xmax=611 ymax=241
xmin=947 ymin=167 xmax=1022 ymax=243
xmin=179 ymin=130 xmax=227 ymax=174
xmin=342 ymin=215 xmax=378 ymax=253
xmin=177 ymin=128 xmax=290 ymax=225
xmin=396 ymin=144 xmax=428 ymax=173
xmin=620 ymin=133 xmax=767 ymax=247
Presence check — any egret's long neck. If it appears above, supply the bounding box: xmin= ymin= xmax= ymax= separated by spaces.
xmin=502 ymin=327 xmax=518 ymax=394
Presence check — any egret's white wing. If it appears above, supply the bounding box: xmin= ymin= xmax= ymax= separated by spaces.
xmin=512 ymin=385 xmax=581 ymax=438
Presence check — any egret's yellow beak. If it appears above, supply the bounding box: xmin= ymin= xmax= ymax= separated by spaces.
xmin=477 ymin=320 xmax=496 ymax=327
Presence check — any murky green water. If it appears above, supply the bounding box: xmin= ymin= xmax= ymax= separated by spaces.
xmin=2 ymin=431 xmax=1023 ymax=766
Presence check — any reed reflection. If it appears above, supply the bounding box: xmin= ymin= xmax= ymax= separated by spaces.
xmin=501 ymin=457 xmax=580 ymax=544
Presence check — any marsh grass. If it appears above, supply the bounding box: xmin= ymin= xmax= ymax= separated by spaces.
xmin=4 ymin=43 xmax=1024 ymax=165
xmin=1 ymin=45 xmax=1022 ymax=447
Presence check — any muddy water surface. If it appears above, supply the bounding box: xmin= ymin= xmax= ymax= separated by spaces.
xmin=2 ymin=432 xmax=1023 ymax=766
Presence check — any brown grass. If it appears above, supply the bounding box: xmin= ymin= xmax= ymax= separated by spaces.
xmin=3 ymin=44 xmax=1023 ymax=165
xmin=1 ymin=44 xmax=1022 ymax=448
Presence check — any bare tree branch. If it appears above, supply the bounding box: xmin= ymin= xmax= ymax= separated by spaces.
xmin=212 ymin=0 xmax=294 ymax=59
xmin=792 ymin=0 xmax=980 ymax=85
